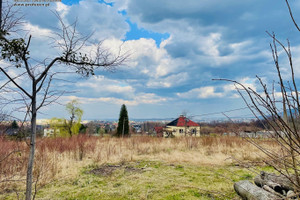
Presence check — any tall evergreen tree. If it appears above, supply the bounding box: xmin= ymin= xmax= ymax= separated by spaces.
xmin=11 ymin=120 xmax=19 ymax=129
xmin=116 ymin=104 xmax=129 ymax=137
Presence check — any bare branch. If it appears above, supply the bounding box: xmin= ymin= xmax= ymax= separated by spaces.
xmin=285 ymin=0 xmax=300 ymax=32
xmin=0 ymin=67 xmax=31 ymax=98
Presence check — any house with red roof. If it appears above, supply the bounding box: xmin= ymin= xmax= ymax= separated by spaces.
xmin=164 ymin=115 xmax=200 ymax=137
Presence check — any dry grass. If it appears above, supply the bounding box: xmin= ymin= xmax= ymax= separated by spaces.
xmin=0 ymin=135 xmax=279 ymax=199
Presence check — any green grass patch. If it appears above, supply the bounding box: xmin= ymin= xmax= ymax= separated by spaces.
xmin=3 ymin=161 xmax=260 ymax=200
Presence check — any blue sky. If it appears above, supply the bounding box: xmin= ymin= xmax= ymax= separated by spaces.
xmin=5 ymin=0 xmax=300 ymax=121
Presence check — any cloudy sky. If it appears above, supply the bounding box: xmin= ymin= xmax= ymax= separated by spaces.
xmin=7 ymin=0 xmax=300 ymax=121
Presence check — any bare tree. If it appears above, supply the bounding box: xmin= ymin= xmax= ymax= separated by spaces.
xmin=215 ymin=0 xmax=300 ymax=193
xmin=0 ymin=5 xmax=128 ymax=200
xmin=86 ymin=121 xmax=98 ymax=135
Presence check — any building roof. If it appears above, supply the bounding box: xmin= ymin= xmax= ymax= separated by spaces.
xmin=166 ymin=115 xmax=199 ymax=127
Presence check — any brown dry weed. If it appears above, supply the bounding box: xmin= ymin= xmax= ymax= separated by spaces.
xmin=0 ymin=135 xmax=278 ymax=196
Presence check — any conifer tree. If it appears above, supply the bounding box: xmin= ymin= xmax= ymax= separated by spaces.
xmin=11 ymin=120 xmax=19 ymax=129
xmin=116 ymin=104 xmax=129 ymax=137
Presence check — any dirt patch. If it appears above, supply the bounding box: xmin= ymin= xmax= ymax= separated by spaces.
xmin=88 ymin=165 xmax=122 ymax=176
xmin=0 ymin=188 xmax=15 ymax=194
xmin=124 ymin=166 xmax=143 ymax=173
xmin=88 ymin=164 xmax=144 ymax=176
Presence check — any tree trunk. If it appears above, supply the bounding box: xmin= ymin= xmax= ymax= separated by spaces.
xmin=254 ymin=176 xmax=282 ymax=193
xmin=255 ymin=171 xmax=294 ymax=191
xmin=262 ymin=185 xmax=285 ymax=198
xmin=25 ymin=82 xmax=37 ymax=200
xmin=68 ymin=113 xmax=74 ymax=137
xmin=234 ymin=180 xmax=278 ymax=200
xmin=0 ymin=0 xmax=2 ymax=29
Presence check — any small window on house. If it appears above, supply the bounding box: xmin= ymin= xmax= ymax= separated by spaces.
xmin=191 ymin=129 xmax=196 ymax=134
xmin=179 ymin=129 xmax=184 ymax=133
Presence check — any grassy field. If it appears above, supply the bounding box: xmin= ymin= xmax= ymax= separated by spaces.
xmin=0 ymin=135 xmax=277 ymax=199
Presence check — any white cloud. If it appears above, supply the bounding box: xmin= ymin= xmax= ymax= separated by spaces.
xmin=177 ymin=86 xmax=223 ymax=99
xmin=223 ymin=77 xmax=257 ymax=92
xmin=283 ymin=45 xmax=300 ymax=79
xmin=62 ymin=0 xmax=129 ymax=40
xmin=7 ymin=0 xmax=300 ymax=120
xmin=76 ymin=75 xmax=135 ymax=97
xmin=63 ymin=92 xmax=168 ymax=106
xmin=200 ymin=33 xmax=221 ymax=57
xmin=56 ymin=2 xmax=69 ymax=17
xmin=101 ymin=37 xmax=183 ymax=78
xmin=147 ymin=72 xmax=189 ymax=88
xmin=106 ymin=0 xmax=129 ymax=11
xmin=177 ymin=77 xmax=258 ymax=99
xmin=136 ymin=93 xmax=168 ymax=104
xmin=23 ymin=23 xmax=54 ymax=38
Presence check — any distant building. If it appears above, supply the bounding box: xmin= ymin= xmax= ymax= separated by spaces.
xmin=164 ymin=115 xmax=200 ymax=137
xmin=43 ymin=128 xmax=60 ymax=137
xmin=132 ymin=124 xmax=142 ymax=133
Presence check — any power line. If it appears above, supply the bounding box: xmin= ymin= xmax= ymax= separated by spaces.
xmin=142 ymin=107 xmax=252 ymax=121
xmin=190 ymin=107 xmax=249 ymax=117
xmin=135 ymin=106 xmax=260 ymax=122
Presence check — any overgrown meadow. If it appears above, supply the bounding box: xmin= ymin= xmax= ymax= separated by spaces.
xmin=0 ymin=135 xmax=278 ymax=199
